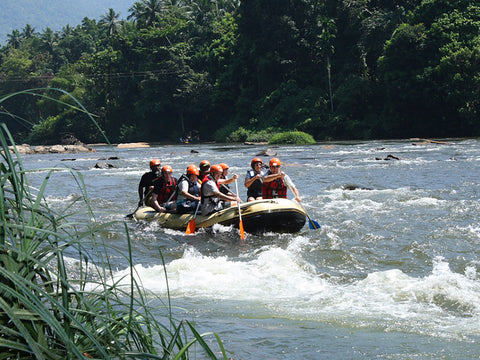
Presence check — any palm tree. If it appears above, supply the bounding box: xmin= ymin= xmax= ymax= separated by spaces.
xmin=128 ymin=2 xmax=144 ymax=24
xmin=40 ymin=27 xmax=59 ymax=56
xmin=128 ymin=0 xmax=163 ymax=28
xmin=61 ymin=24 xmax=73 ymax=39
xmin=7 ymin=30 xmax=21 ymax=48
xmin=21 ymin=24 xmax=36 ymax=39
xmin=100 ymin=8 xmax=121 ymax=37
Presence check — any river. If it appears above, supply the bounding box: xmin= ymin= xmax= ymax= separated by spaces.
xmin=21 ymin=139 xmax=480 ymax=359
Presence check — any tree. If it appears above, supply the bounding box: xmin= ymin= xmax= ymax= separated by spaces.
xmin=100 ymin=8 xmax=122 ymax=37
xmin=128 ymin=0 xmax=163 ymax=28
xmin=7 ymin=30 xmax=21 ymax=48
xmin=378 ymin=1 xmax=480 ymax=137
xmin=21 ymin=24 xmax=36 ymax=40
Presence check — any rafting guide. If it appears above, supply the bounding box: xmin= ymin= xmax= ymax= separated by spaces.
xmin=138 ymin=159 xmax=161 ymax=207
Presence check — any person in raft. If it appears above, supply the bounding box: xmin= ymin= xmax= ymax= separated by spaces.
xmin=201 ymin=164 xmax=241 ymax=215
xmin=151 ymin=165 xmax=178 ymax=212
xmin=175 ymin=164 xmax=201 ymax=214
xmin=198 ymin=159 xmax=211 ymax=181
xmin=262 ymin=157 xmax=301 ymax=202
xmin=138 ymin=158 xmax=161 ymax=207
xmin=218 ymin=163 xmax=238 ymax=196
xmin=244 ymin=157 xmax=266 ymax=201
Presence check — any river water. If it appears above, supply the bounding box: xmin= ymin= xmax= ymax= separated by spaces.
xmin=21 ymin=139 xmax=480 ymax=359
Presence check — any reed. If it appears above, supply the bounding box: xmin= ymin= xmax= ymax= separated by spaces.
xmin=0 ymin=90 xmax=228 ymax=359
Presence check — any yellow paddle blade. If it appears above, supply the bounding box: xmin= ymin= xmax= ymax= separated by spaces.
xmin=239 ymin=219 xmax=245 ymax=240
xmin=185 ymin=219 xmax=196 ymax=234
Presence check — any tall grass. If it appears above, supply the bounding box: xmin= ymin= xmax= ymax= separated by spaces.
xmin=0 ymin=90 xmax=228 ymax=359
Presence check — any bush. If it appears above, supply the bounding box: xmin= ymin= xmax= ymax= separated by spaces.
xmin=28 ymin=115 xmax=61 ymax=144
xmin=214 ymin=124 xmax=238 ymax=142
xmin=245 ymin=129 xmax=277 ymax=142
xmin=269 ymin=131 xmax=316 ymax=145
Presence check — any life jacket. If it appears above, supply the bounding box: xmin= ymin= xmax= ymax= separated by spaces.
xmin=201 ymin=174 xmax=219 ymax=204
xmin=201 ymin=174 xmax=210 ymax=184
xmin=262 ymin=171 xmax=287 ymax=199
xmin=219 ymin=175 xmax=231 ymax=195
xmin=247 ymin=169 xmax=263 ymax=197
xmin=178 ymin=174 xmax=200 ymax=197
xmin=155 ymin=176 xmax=177 ymax=203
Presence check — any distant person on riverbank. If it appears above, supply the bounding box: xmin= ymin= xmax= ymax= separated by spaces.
xmin=262 ymin=158 xmax=301 ymax=202
xmin=201 ymin=164 xmax=241 ymax=215
xmin=218 ymin=163 xmax=238 ymax=195
xmin=151 ymin=165 xmax=178 ymax=212
xmin=138 ymin=159 xmax=161 ymax=207
xmin=244 ymin=157 xmax=266 ymax=201
xmin=176 ymin=164 xmax=201 ymax=214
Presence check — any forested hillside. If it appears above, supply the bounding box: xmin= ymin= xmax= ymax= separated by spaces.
xmin=0 ymin=0 xmax=134 ymax=44
xmin=1 ymin=0 xmax=479 ymax=144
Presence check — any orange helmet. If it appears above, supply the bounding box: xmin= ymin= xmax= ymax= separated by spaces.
xmin=150 ymin=159 xmax=161 ymax=168
xmin=186 ymin=164 xmax=200 ymax=176
xmin=199 ymin=160 xmax=211 ymax=171
xmin=219 ymin=163 xmax=229 ymax=170
xmin=161 ymin=165 xmax=173 ymax=173
xmin=251 ymin=157 xmax=263 ymax=168
xmin=210 ymin=164 xmax=223 ymax=173
xmin=269 ymin=158 xmax=281 ymax=167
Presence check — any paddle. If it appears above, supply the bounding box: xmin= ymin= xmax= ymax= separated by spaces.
xmin=234 ymin=179 xmax=245 ymax=241
xmin=286 ymin=182 xmax=321 ymax=230
xmin=126 ymin=189 xmax=152 ymax=218
xmin=185 ymin=200 xmax=201 ymax=234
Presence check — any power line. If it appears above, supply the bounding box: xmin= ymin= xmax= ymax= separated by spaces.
xmin=0 ymin=69 xmax=181 ymax=83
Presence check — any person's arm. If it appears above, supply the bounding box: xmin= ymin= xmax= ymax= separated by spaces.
xmin=263 ymin=171 xmax=284 ymax=183
xmin=218 ymin=173 xmax=238 ymax=186
xmin=151 ymin=192 xmax=166 ymax=212
xmin=244 ymin=172 xmax=262 ymax=188
xmin=180 ymin=181 xmax=201 ymax=201
xmin=214 ymin=189 xmax=241 ymax=203
xmin=284 ymin=174 xmax=301 ymax=202
xmin=138 ymin=184 xmax=144 ymax=204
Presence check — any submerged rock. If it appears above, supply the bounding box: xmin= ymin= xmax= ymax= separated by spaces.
xmin=256 ymin=148 xmax=277 ymax=156
xmin=375 ymin=154 xmax=400 ymax=161
xmin=94 ymin=162 xmax=117 ymax=169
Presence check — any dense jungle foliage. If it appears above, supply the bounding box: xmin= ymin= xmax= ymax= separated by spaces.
xmin=1 ymin=0 xmax=480 ymax=144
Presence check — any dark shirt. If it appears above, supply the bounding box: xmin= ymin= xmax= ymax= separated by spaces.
xmin=139 ymin=171 xmax=158 ymax=196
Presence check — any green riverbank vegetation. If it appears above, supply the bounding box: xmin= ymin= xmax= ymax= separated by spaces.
xmin=1 ymin=0 xmax=480 ymax=144
xmin=0 ymin=122 xmax=228 ymax=358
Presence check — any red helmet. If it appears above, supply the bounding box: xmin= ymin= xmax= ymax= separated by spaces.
xmin=269 ymin=158 xmax=281 ymax=167
xmin=150 ymin=159 xmax=161 ymax=168
xmin=251 ymin=157 xmax=263 ymax=168
xmin=199 ymin=160 xmax=211 ymax=171
xmin=162 ymin=165 xmax=173 ymax=173
xmin=219 ymin=163 xmax=229 ymax=170
xmin=186 ymin=164 xmax=200 ymax=176
xmin=210 ymin=164 xmax=223 ymax=174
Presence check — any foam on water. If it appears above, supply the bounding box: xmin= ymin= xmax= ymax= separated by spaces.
xmin=109 ymin=238 xmax=480 ymax=339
